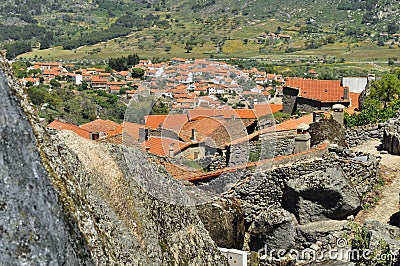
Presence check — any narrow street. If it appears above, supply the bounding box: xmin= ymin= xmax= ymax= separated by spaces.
xmin=353 ymin=139 xmax=400 ymax=224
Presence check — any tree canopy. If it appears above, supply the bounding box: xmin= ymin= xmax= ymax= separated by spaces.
xmin=345 ymin=70 xmax=400 ymax=127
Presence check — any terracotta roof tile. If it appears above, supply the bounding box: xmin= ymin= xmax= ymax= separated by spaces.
xmin=80 ymin=119 xmax=120 ymax=135
xmin=47 ymin=120 xmax=90 ymax=139
xmin=253 ymin=104 xmax=283 ymax=117
xmin=187 ymin=109 xmax=257 ymax=120
xmin=142 ymin=137 xmax=187 ymax=157
xmin=144 ymin=114 xmax=188 ymax=130
xmin=285 ymin=79 xmax=348 ymax=102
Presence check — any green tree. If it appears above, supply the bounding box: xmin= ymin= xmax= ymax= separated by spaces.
xmin=368 ymin=74 xmax=400 ymax=108
xmin=131 ymin=68 xmax=145 ymax=78
xmin=150 ymin=99 xmax=169 ymax=115
xmin=26 ymin=85 xmax=47 ymax=105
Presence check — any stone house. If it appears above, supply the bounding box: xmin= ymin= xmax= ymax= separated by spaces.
xmin=283 ymin=78 xmax=350 ymax=114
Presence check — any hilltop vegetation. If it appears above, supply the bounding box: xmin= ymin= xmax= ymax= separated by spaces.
xmin=0 ymin=0 xmax=399 ymax=61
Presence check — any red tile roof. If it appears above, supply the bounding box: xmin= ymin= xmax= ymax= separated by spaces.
xmin=142 ymin=137 xmax=187 ymax=157
xmin=253 ymin=104 xmax=283 ymax=117
xmin=47 ymin=120 xmax=90 ymax=139
xmin=179 ymin=117 xmax=225 ymax=142
xmin=285 ymin=79 xmax=348 ymax=102
xmin=80 ymin=119 xmax=120 ymax=135
xmin=144 ymin=114 xmax=189 ymax=130
xmin=228 ymin=114 xmax=314 ymax=145
xmin=104 ymin=122 xmax=145 ymax=145
xmin=108 ymin=121 xmax=144 ymax=140
xmin=274 ymin=113 xmax=313 ymax=131
xmin=187 ymin=109 xmax=257 ymax=120
xmin=345 ymin=92 xmax=361 ymax=115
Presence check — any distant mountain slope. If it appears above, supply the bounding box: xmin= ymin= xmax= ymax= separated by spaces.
xmin=1 ymin=0 xmax=399 ymax=59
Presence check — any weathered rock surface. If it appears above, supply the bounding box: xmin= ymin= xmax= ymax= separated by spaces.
xmin=0 ymin=62 xmax=228 ymax=265
xmin=365 ymin=220 xmax=400 ymax=253
xmin=249 ymin=208 xmax=296 ymax=251
xmin=383 ymin=126 xmax=400 ymax=155
xmin=0 ymin=68 xmax=93 ymax=265
xmin=283 ymin=167 xmax=360 ymax=224
xmin=309 ymin=119 xmax=347 ymax=147
xmin=296 ymin=220 xmax=349 ymax=244
xmin=196 ymin=198 xmax=245 ymax=250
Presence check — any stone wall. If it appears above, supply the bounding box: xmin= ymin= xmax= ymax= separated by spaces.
xmin=228 ymin=150 xmax=378 ymax=224
xmin=282 ymin=86 xmax=298 ymax=114
xmin=346 ymin=123 xmax=384 ymax=147
xmin=260 ymin=130 xmax=296 ymax=157
xmin=213 ymin=147 xmax=380 ymax=253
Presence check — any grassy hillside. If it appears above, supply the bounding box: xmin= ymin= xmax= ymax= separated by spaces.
xmin=1 ymin=0 xmax=398 ymax=62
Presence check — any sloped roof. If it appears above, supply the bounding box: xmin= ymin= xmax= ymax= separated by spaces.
xmin=187 ymin=109 xmax=257 ymax=120
xmin=274 ymin=113 xmax=314 ymax=131
xmin=285 ymin=79 xmax=347 ymax=102
xmin=253 ymin=104 xmax=283 ymax=117
xmin=144 ymin=114 xmax=189 ymax=130
xmin=142 ymin=137 xmax=187 ymax=157
xmin=180 ymin=117 xmax=252 ymax=148
xmin=108 ymin=121 xmax=145 ymax=140
xmin=344 ymin=92 xmax=361 ymax=115
xmin=80 ymin=119 xmax=120 ymax=134
xmin=47 ymin=120 xmax=90 ymax=139
xmin=228 ymin=114 xmax=314 ymax=146
xmin=179 ymin=117 xmax=226 ymax=143
xmin=102 ymin=122 xmax=144 ymax=146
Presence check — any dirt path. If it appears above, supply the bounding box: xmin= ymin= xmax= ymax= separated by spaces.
xmin=353 ymin=139 xmax=400 ymax=224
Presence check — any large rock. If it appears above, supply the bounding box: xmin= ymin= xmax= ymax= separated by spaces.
xmin=0 ymin=67 xmax=93 ymax=264
xmin=365 ymin=220 xmax=400 ymax=254
xmin=382 ymin=126 xmax=400 ymax=155
xmin=249 ymin=208 xmax=296 ymax=251
xmin=296 ymin=220 xmax=348 ymax=244
xmin=309 ymin=119 xmax=347 ymax=147
xmin=283 ymin=167 xmax=360 ymax=224
xmin=0 ymin=62 xmax=228 ymax=265
xmin=197 ymin=198 xmax=245 ymax=249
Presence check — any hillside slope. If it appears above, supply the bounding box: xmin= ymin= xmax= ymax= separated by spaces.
xmin=2 ymin=0 xmax=399 ymax=60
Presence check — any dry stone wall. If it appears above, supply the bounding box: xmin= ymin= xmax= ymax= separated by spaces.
xmin=346 ymin=124 xmax=384 ymax=147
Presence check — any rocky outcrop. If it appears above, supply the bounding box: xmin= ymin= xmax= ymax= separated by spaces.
xmin=283 ymin=167 xmax=361 ymax=224
xmin=0 ymin=62 xmax=227 ymax=265
xmin=196 ymin=198 xmax=245 ymax=250
xmin=309 ymin=119 xmax=347 ymax=147
xmin=365 ymin=220 xmax=400 ymax=252
xmin=249 ymin=208 xmax=295 ymax=251
xmin=382 ymin=125 xmax=400 ymax=155
xmin=0 ymin=68 xmax=93 ymax=265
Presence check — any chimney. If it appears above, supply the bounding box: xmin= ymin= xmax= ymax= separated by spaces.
xmin=294 ymin=123 xmax=311 ymax=153
xmin=169 ymin=144 xmax=174 ymax=157
xmin=344 ymin=87 xmax=349 ymax=100
xmin=332 ymin=104 xmax=345 ymax=127
xmin=312 ymin=110 xmax=324 ymax=123
xmin=139 ymin=128 xmax=145 ymax=143
xmin=139 ymin=127 xmax=150 ymax=143
xmin=191 ymin=129 xmax=197 ymax=142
